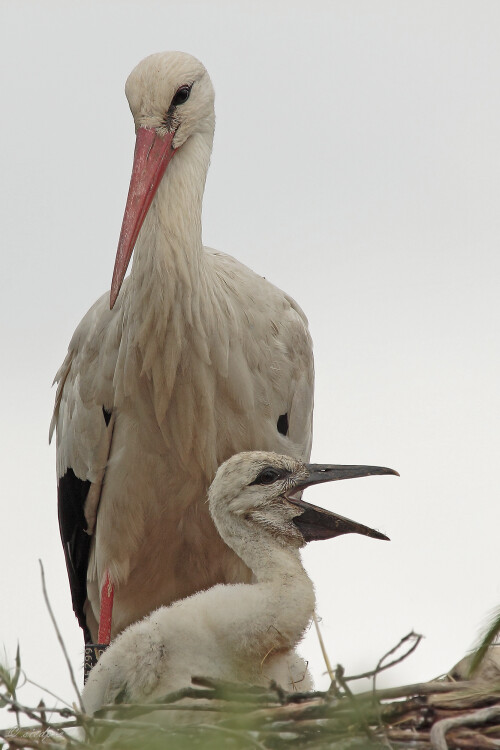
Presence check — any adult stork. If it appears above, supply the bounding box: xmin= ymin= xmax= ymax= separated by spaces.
xmin=50 ymin=52 xmax=314 ymax=651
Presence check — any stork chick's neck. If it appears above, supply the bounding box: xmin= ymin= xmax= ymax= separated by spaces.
xmin=212 ymin=513 xmax=316 ymax=659
xmin=230 ymin=525 xmax=310 ymax=587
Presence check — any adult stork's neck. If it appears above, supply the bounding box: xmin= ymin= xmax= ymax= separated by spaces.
xmin=129 ymin=130 xmax=212 ymax=323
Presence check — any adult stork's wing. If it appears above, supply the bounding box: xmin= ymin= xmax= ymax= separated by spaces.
xmin=50 ymin=292 xmax=123 ymax=641
xmin=208 ymin=249 xmax=315 ymax=464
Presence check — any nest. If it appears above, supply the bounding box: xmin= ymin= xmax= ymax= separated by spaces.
xmin=3 ymin=658 xmax=500 ymax=749
xmin=84 ymin=673 xmax=500 ymax=750
xmin=3 ymin=575 xmax=500 ymax=750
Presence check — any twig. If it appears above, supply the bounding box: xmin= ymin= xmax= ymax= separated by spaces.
xmin=430 ymin=705 xmax=500 ymax=750
xmin=371 ymin=631 xmax=423 ymax=747
xmin=0 ymin=692 xmax=80 ymax=744
xmin=24 ymin=677 xmax=73 ymax=709
xmin=335 ymin=663 xmax=377 ymax=742
xmin=356 ymin=679 xmax=484 ymax=702
xmin=100 ymin=701 xmax=227 ymax=715
xmin=1 ymin=700 xmax=75 ymax=718
xmin=95 ymin=684 xmax=215 ymax=715
xmin=0 ymin=731 xmax=51 ymax=750
xmin=0 ymin=719 xmax=82 ymax=739
xmin=38 ymin=560 xmax=84 ymax=713
xmin=312 ymin=612 xmax=337 ymax=689
xmin=192 ymin=676 xmax=271 ymax=694
xmin=344 ymin=631 xmax=423 ymax=682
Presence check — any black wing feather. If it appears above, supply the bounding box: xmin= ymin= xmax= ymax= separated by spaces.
xmin=57 ymin=469 xmax=92 ymax=643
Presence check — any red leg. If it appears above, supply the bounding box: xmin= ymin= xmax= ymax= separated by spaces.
xmin=98 ymin=570 xmax=114 ymax=644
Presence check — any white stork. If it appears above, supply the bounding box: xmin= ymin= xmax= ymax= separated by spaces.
xmin=50 ymin=52 xmax=314 ymax=648
xmin=83 ymin=451 xmax=396 ymax=712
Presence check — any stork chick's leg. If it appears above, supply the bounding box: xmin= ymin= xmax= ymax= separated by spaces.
xmin=98 ymin=570 xmax=114 ymax=644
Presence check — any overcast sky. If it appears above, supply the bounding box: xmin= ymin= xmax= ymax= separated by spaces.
xmin=1 ymin=0 xmax=500 ymax=716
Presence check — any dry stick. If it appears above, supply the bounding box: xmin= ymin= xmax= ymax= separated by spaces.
xmin=344 ymin=631 xmax=423 ymax=682
xmin=333 ymin=633 xmax=423 ymax=749
xmin=1 ymin=697 xmax=75 ymax=718
xmin=374 ymin=632 xmax=423 ymax=689
xmin=0 ymin=732 xmax=45 ymax=750
xmin=96 ymin=684 xmax=216 ymax=715
xmin=24 ymin=677 xmax=73 ymax=709
xmin=193 ymin=676 xmax=327 ymax=706
xmin=372 ymin=632 xmax=423 ymax=745
xmin=430 ymin=704 xmax=500 ymax=750
xmin=0 ymin=692 xmax=80 ymax=744
xmin=38 ymin=560 xmax=85 ymax=714
xmin=1 ymin=720 xmax=82 ymax=735
xmin=335 ymin=663 xmax=377 ymax=743
xmin=357 ymin=679 xmax=483 ymax=702
xmin=312 ymin=612 xmax=337 ymax=688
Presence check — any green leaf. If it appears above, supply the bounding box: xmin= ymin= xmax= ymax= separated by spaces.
xmin=12 ymin=644 xmax=21 ymax=691
xmin=470 ymin=604 xmax=500 ymax=676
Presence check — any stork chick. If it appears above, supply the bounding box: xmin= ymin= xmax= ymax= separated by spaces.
xmin=83 ymin=451 xmax=397 ymax=714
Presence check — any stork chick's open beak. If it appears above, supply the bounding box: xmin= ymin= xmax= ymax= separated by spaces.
xmin=289 ymin=463 xmax=399 ymax=542
xmin=110 ymin=128 xmax=176 ymax=308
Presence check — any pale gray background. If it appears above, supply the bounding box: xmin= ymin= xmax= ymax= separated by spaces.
xmin=1 ymin=0 xmax=499 ymax=712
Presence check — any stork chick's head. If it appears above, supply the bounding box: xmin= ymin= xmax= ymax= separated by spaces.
xmin=111 ymin=51 xmax=215 ymax=308
xmin=209 ymin=451 xmax=398 ymax=549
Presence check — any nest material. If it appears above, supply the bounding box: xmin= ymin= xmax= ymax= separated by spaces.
xmin=3 ymin=625 xmax=500 ymax=750
xmin=91 ymin=675 xmax=500 ymax=750
xmin=3 ymin=674 xmax=500 ymax=750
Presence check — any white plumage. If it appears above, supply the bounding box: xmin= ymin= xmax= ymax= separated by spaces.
xmin=82 ymin=451 xmax=395 ymax=713
xmin=50 ymin=52 xmax=314 ymax=644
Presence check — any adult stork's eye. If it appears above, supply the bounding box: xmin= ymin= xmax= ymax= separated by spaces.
xmin=171 ymin=85 xmax=191 ymax=106
xmin=251 ymin=467 xmax=283 ymax=485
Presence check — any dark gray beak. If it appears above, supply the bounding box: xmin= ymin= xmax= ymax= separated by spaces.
xmin=290 ymin=463 xmax=398 ymax=543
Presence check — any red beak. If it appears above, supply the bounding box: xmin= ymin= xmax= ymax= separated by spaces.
xmin=110 ymin=128 xmax=176 ymax=308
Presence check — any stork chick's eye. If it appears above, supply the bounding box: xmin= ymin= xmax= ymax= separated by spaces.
xmin=250 ymin=467 xmax=287 ymax=486
xmin=171 ymin=85 xmax=191 ymax=106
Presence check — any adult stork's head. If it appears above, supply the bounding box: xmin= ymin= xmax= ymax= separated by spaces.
xmin=111 ymin=52 xmax=215 ymax=308
xmin=208 ymin=451 xmax=398 ymax=549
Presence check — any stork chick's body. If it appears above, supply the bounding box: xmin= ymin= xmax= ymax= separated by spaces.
xmin=51 ymin=52 xmax=313 ymax=642
xmin=83 ymin=550 xmax=314 ymax=711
